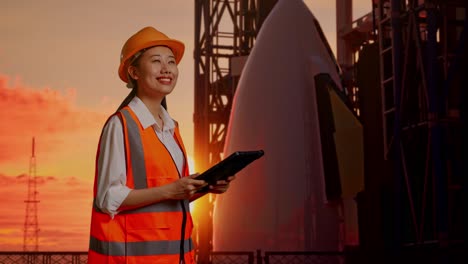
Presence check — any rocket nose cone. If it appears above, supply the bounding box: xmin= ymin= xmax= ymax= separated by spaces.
xmin=213 ymin=0 xmax=344 ymax=252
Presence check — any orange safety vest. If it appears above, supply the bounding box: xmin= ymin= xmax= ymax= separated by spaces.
xmin=88 ymin=107 xmax=194 ymax=264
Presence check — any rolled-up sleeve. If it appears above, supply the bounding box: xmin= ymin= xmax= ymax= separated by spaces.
xmin=95 ymin=115 xmax=132 ymax=218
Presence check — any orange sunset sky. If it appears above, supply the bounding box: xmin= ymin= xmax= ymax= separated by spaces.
xmin=0 ymin=0 xmax=370 ymax=251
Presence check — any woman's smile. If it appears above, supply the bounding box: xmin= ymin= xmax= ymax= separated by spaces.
xmin=156 ymin=76 xmax=173 ymax=85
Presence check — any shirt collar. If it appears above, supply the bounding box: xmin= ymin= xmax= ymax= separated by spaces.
xmin=128 ymin=96 xmax=176 ymax=132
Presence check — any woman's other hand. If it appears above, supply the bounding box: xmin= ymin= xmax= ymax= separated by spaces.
xmin=209 ymin=175 xmax=236 ymax=194
xmin=164 ymin=174 xmax=207 ymax=200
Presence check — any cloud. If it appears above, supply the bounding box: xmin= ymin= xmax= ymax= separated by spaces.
xmin=0 ymin=74 xmax=102 ymax=130
xmin=0 ymin=174 xmax=56 ymax=186
xmin=0 ymin=74 xmax=108 ymax=164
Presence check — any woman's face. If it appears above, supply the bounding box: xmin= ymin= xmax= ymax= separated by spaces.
xmin=130 ymin=46 xmax=179 ymax=99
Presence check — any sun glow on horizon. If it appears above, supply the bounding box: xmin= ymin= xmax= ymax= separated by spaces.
xmin=187 ymin=154 xmax=213 ymax=228
xmin=187 ymin=155 xmax=196 ymax=175
xmin=187 ymin=155 xmax=197 ymax=213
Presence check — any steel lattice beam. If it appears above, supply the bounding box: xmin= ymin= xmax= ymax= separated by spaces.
xmin=194 ymin=1 xmax=276 ymax=263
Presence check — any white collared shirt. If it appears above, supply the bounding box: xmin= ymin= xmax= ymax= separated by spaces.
xmin=95 ymin=96 xmax=185 ymax=217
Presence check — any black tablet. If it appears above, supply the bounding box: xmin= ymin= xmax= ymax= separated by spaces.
xmin=195 ymin=150 xmax=264 ymax=192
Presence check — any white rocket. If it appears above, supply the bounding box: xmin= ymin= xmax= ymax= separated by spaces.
xmin=213 ymin=0 xmax=364 ymax=251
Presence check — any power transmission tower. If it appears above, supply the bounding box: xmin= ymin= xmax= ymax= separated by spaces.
xmin=23 ymin=137 xmax=40 ymax=252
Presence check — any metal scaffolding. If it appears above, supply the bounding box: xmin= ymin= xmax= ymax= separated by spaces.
xmin=193 ymin=1 xmax=277 ymax=262
xmin=372 ymin=0 xmax=466 ymax=249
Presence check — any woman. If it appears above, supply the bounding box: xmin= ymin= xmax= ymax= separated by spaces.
xmin=88 ymin=26 xmax=234 ymax=264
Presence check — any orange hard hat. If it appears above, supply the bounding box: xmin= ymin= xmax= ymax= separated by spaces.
xmin=118 ymin=26 xmax=185 ymax=83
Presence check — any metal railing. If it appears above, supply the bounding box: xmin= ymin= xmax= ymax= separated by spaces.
xmin=0 ymin=252 xmax=87 ymax=264
xmin=0 ymin=251 xmax=346 ymax=264
xmin=263 ymin=251 xmax=344 ymax=264
xmin=210 ymin=251 xmax=255 ymax=264
xmin=0 ymin=248 xmax=465 ymax=264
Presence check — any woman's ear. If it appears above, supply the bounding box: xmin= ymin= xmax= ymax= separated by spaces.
xmin=127 ymin=65 xmax=139 ymax=81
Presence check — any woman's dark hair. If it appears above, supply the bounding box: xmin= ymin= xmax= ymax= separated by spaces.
xmin=116 ymin=47 xmax=168 ymax=112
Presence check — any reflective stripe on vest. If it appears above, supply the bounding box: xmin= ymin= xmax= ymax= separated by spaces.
xmin=89 ymin=107 xmax=193 ymax=262
xmin=93 ymin=198 xmax=189 ymax=214
xmin=122 ymin=108 xmax=147 ymax=189
xmin=89 ymin=236 xmax=193 ymax=256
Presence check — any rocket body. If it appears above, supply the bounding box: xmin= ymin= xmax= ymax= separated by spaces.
xmin=213 ymin=0 xmax=363 ymax=252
